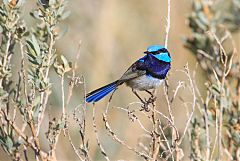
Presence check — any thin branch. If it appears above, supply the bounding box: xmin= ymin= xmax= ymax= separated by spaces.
xmin=163 ymin=82 xmax=174 ymax=123
xmin=66 ymin=41 xmax=82 ymax=107
xmin=127 ymin=102 xmax=154 ymax=123
xmin=150 ymin=90 xmax=160 ymax=160
xmin=210 ymin=96 xmax=218 ymax=161
xmin=170 ymin=81 xmax=185 ymax=103
xmin=0 ymin=32 xmax=11 ymax=87
xmin=210 ymin=32 xmax=229 ymax=160
xmin=0 ymin=110 xmax=47 ymax=160
xmin=37 ymin=32 xmax=55 ymax=136
xmin=65 ymin=125 xmax=84 ymax=161
xmin=197 ymin=49 xmax=214 ymax=60
xmin=158 ymin=120 xmax=173 ymax=160
xmin=178 ymin=64 xmax=196 ymax=145
xmin=61 ymin=75 xmax=66 ymax=117
xmin=112 ymin=106 xmax=151 ymax=134
xmin=92 ymin=106 xmax=110 ymax=161
xmin=102 ymin=113 xmax=151 ymax=160
xmin=164 ymin=0 xmax=171 ymax=48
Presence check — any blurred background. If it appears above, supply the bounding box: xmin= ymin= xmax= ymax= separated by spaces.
xmin=1 ymin=0 xmax=240 ymax=160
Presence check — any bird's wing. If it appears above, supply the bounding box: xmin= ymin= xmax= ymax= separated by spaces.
xmin=118 ymin=61 xmax=146 ymax=82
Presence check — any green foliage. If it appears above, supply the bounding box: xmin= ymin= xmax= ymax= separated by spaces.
xmin=185 ymin=0 xmax=240 ymax=160
xmin=54 ymin=55 xmax=72 ymax=77
xmin=0 ymin=0 xmax=72 ymax=160
xmin=0 ymin=0 xmax=239 ymax=160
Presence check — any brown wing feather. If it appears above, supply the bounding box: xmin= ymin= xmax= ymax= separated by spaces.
xmin=119 ymin=62 xmax=146 ymax=82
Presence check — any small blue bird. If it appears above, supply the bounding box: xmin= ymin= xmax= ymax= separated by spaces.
xmin=86 ymin=45 xmax=171 ymax=104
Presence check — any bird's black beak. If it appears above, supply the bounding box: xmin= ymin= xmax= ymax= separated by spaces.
xmin=144 ymin=51 xmax=148 ymax=54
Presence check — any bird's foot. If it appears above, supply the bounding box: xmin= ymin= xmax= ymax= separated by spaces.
xmin=148 ymin=95 xmax=157 ymax=104
xmin=145 ymin=95 xmax=156 ymax=105
xmin=140 ymin=96 xmax=157 ymax=112
xmin=140 ymin=102 xmax=150 ymax=112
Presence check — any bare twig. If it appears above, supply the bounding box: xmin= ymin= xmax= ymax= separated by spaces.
xmin=158 ymin=120 xmax=173 ymax=159
xmin=150 ymin=90 xmax=161 ymax=160
xmin=210 ymin=96 xmax=218 ymax=161
xmin=209 ymin=31 xmax=229 ymax=160
xmin=3 ymin=32 xmax=11 ymax=72
xmin=65 ymin=124 xmax=84 ymax=161
xmin=197 ymin=49 xmax=214 ymax=60
xmin=113 ymin=106 xmax=151 ymax=134
xmin=195 ymin=80 xmax=211 ymax=161
xmin=178 ymin=64 xmax=196 ymax=145
xmin=164 ymin=81 xmax=174 ymax=123
xmin=66 ymin=41 xmax=82 ymax=107
xmin=37 ymin=32 xmax=55 ymax=135
xmin=0 ymin=110 xmax=47 ymax=160
xmin=61 ymin=76 xmax=66 ymax=117
xmin=92 ymin=106 xmax=110 ymax=161
xmin=102 ymin=113 xmax=151 ymax=160
xmin=170 ymin=81 xmax=185 ymax=103
xmin=164 ymin=0 xmax=171 ymax=48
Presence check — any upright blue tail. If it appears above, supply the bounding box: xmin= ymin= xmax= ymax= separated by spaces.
xmin=86 ymin=81 xmax=119 ymax=103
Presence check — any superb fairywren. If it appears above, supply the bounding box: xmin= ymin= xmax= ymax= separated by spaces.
xmin=86 ymin=45 xmax=171 ymax=104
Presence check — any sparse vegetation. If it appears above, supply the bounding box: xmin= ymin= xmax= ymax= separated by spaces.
xmin=0 ymin=0 xmax=239 ymax=160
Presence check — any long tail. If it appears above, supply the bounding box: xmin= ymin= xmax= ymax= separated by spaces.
xmin=86 ymin=80 xmax=121 ymax=103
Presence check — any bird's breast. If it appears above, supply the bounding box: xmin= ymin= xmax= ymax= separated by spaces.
xmin=125 ymin=75 xmax=163 ymax=91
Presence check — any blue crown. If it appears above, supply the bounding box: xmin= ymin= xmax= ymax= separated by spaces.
xmin=147 ymin=45 xmax=165 ymax=52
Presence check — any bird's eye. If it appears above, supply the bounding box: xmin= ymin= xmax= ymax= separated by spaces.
xmin=159 ymin=48 xmax=168 ymax=53
xmin=151 ymin=51 xmax=159 ymax=55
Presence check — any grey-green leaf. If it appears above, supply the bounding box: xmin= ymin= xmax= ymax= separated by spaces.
xmin=6 ymin=136 xmax=13 ymax=151
xmin=31 ymin=34 xmax=41 ymax=56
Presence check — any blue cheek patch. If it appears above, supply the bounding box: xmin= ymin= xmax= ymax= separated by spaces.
xmin=138 ymin=55 xmax=147 ymax=62
xmin=153 ymin=53 xmax=171 ymax=62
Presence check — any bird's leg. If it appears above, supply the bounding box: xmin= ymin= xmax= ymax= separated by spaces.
xmin=132 ymin=89 xmax=150 ymax=112
xmin=145 ymin=90 xmax=154 ymax=97
xmin=132 ymin=89 xmax=144 ymax=102
xmin=145 ymin=90 xmax=156 ymax=104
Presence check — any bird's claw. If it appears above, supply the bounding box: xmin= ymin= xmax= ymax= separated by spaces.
xmin=146 ymin=96 xmax=156 ymax=104
xmin=140 ymin=102 xmax=150 ymax=112
xmin=149 ymin=96 xmax=157 ymax=103
xmin=140 ymin=96 xmax=156 ymax=112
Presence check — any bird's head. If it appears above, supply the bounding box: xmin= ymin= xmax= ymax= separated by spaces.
xmin=144 ymin=45 xmax=171 ymax=62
